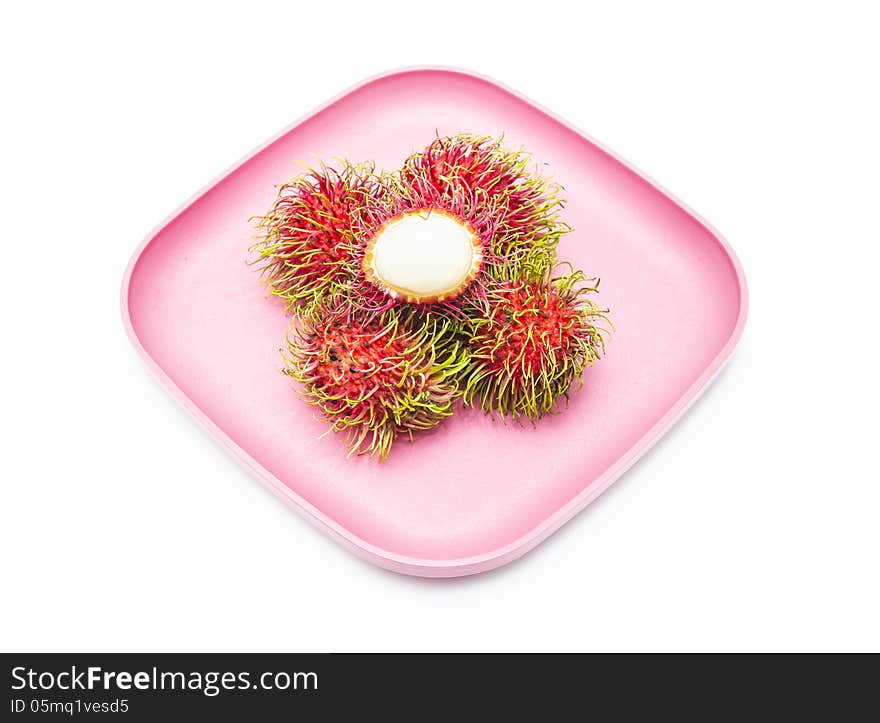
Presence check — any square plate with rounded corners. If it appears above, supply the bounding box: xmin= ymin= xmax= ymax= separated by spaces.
xmin=121 ymin=67 xmax=747 ymax=577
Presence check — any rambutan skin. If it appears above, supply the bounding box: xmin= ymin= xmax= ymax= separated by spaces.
xmin=283 ymin=303 xmax=469 ymax=461
xmin=251 ymin=162 xmax=377 ymax=315
xmin=461 ymin=269 xmax=609 ymax=422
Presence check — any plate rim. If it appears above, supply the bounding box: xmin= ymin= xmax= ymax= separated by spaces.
xmin=120 ymin=65 xmax=749 ymax=577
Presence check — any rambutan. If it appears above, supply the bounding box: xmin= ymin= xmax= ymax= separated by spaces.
xmin=461 ymin=269 xmax=609 ymax=422
xmin=250 ymin=133 xmax=609 ymax=462
xmin=283 ymin=303 xmax=469 ymax=461
xmin=251 ymin=162 xmax=376 ymax=314
xmin=349 ymin=134 xmax=566 ymax=315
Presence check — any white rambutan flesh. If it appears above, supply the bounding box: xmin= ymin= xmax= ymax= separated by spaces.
xmin=363 ymin=208 xmax=482 ymax=303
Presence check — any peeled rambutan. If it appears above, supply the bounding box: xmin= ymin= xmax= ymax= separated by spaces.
xmin=251 ymin=162 xmax=376 ymax=314
xmin=400 ymin=134 xmax=567 ymax=265
xmin=349 ymin=134 xmax=566 ymax=315
xmin=283 ymin=303 xmax=469 ymax=461
xmin=462 ymin=269 xmax=608 ymax=422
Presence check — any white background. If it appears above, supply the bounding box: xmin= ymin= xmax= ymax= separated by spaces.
xmin=2 ymin=1 xmax=878 ymax=652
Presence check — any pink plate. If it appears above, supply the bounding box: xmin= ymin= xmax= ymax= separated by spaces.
xmin=121 ymin=67 xmax=747 ymax=577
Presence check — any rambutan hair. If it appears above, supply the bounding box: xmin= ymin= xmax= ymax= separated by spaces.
xmin=346 ymin=134 xmax=567 ymax=316
xmin=461 ymin=267 xmax=609 ymax=422
xmin=250 ymin=161 xmax=377 ymax=315
xmin=283 ymin=303 xmax=469 ymax=461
